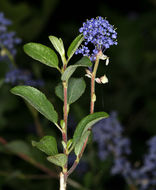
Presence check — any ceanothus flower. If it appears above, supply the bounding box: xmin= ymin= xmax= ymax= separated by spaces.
xmin=136 ymin=136 xmax=156 ymax=189
xmin=5 ymin=68 xmax=44 ymax=87
xmin=0 ymin=12 xmax=21 ymax=57
xmin=93 ymin=112 xmax=131 ymax=160
xmin=75 ymin=16 xmax=117 ymax=61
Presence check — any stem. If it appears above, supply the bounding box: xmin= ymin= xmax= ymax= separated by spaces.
xmin=90 ymin=54 xmax=100 ymax=114
xmin=0 ymin=44 xmax=17 ymax=67
xmin=0 ymin=136 xmax=88 ymax=190
xmin=60 ymin=172 xmax=67 ymax=190
xmin=67 ymin=136 xmax=88 ymax=177
xmin=62 ymin=81 xmax=68 ymax=145
xmin=61 ymin=62 xmax=69 ymax=189
xmin=129 ymin=184 xmax=138 ymax=190
xmin=67 ymin=52 xmax=101 ymax=177
xmin=25 ymin=101 xmax=44 ymax=138
xmin=34 ymin=115 xmax=44 ymax=138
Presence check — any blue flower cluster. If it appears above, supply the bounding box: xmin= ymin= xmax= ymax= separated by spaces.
xmin=75 ymin=16 xmax=117 ymax=61
xmin=136 ymin=136 xmax=156 ymax=190
xmin=93 ymin=112 xmax=131 ymax=160
xmin=92 ymin=112 xmax=138 ymax=185
xmin=5 ymin=68 xmax=44 ymax=87
xmin=0 ymin=12 xmax=21 ymax=57
xmin=93 ymin=111 xmax=156 ymax=189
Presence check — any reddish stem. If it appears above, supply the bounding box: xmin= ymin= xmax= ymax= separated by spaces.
xmin=63 ymin=82 xmax=68 ymax=144
xmin=90 ymin=75 xmax=95 ymax=114
xmin=67 ymin=136 xmax=89 ymax=177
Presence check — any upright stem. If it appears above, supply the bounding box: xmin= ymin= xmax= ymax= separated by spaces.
xmin=61 ymin=63 xmax=69 ymax=190
xmin=34 ymin=115 xmax=44 ymax=138
xmin=90 ymin=53 xmax=100 ymax=114
xmin=129 ymin=184 xmax=138 ymax=190
xmin=67 ymin=52 xmax=101 ymax=177
xmin=62 ymin=81 xmax=68 ymax=145
xmin=60 ymin=172 xmax=67 ymax=190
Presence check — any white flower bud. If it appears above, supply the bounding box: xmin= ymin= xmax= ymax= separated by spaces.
xmin=106 ymin=58 xmax=109 ymax=66
xmin=100 ymin=75 xmax=108 ymax=84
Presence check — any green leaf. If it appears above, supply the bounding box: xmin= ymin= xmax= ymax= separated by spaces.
xmin=11 ymin=86 xmax=58 ymax=124
xmin=5 ymin=140 xmax=33 ymax=157
xmin=23 ymin=42 xmax=59 ymax=69
xmin=74 ymin=130 xmax=91 ymax=156
xmin=32 ymin=136 xmax=58 ymax=156
xmin=61 ymin=56 xmax=92 ymax=81
xmin=0 ymin=78 xmax=4 ymax=88
xmin=68 ymin=78 xmax=86 ymax=104
xmin=49 ymin=36 xmax=65 ymax=62
xmin=73 ymin=112 xmax=109 ymax=147
xmin=67 ymin=34 xmax=84 ymax=61
xmin=55 ymin=77 xmax=86 ymax=104
xmin=47 ymin=153 xmax=67 ymax=167
xmin=67 ymin=139 xmax=73 ymax=150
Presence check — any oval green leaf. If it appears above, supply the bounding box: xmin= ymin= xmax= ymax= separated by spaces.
xmin=67 ymin=34 xmax=84 ymax=61
xmin=55 ymin=77 xmax=86 ymax=105
xmin=11 ymin=86 xmax=58 ymax=124
xmin=32 ymin=136 xmax=58 ymax=156
xmin=61 ymin=56 xmax=92 ymax=81
xmin=73 ymin=112 xmax=109 ymax=147
xmin=24 ymin=42 xmax=59 ymax=69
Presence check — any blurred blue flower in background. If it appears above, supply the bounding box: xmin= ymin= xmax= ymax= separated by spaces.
xmin=5 ymin=68 xmax=44 ymax=87
xmin=75 ymin=16 xmax=117 ymax=61
xmin=136 ymin=136 xmax=156 ymax=190
xmin=93 ymin=111 xmax=156 ymax=189
xmin=93 ymin=112 xmax=131 ymax=160
xmin=0 ymin=12 xmax=21 ymax=57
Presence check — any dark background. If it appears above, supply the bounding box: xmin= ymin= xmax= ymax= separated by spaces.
xmin=0 ymin=0 xmax=156 ymax=189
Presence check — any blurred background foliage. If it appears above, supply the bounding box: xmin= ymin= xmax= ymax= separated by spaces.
xmin=0 ymin=0 xmax=156 ymax=189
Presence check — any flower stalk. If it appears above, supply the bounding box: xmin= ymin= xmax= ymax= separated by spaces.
xmin=90 ymin=52 xmax=100 ymax=114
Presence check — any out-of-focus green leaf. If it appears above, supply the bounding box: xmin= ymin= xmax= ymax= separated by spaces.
xmin=5 ymin=140 xmax=33 ymax=157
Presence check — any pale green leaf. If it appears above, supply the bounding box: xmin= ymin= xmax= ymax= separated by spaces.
xmin=11 ymin=86 xmax=58 ymax=124
xmin=61 ymin=56 xmax=92 ymax=81
xmin=67 ymin=34 xmax=84 ymax=61
xmin=49 ymin=36 xmax=66 ymax=63
xmin=47 ymin=153 xmax=67 ymax=167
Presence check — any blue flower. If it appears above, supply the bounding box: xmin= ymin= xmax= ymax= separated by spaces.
xmin=93 ymin=112 xmax=130 ymax=160
xmin=0 ymin=12 xmax=21 ymax=57
xmin=137 ymin=136 xmax=156 ymax=189
xmin=5 ymin=68 xmax=44 ymax=87
xmin=75 ymin=16 xmax=117 ymax=61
